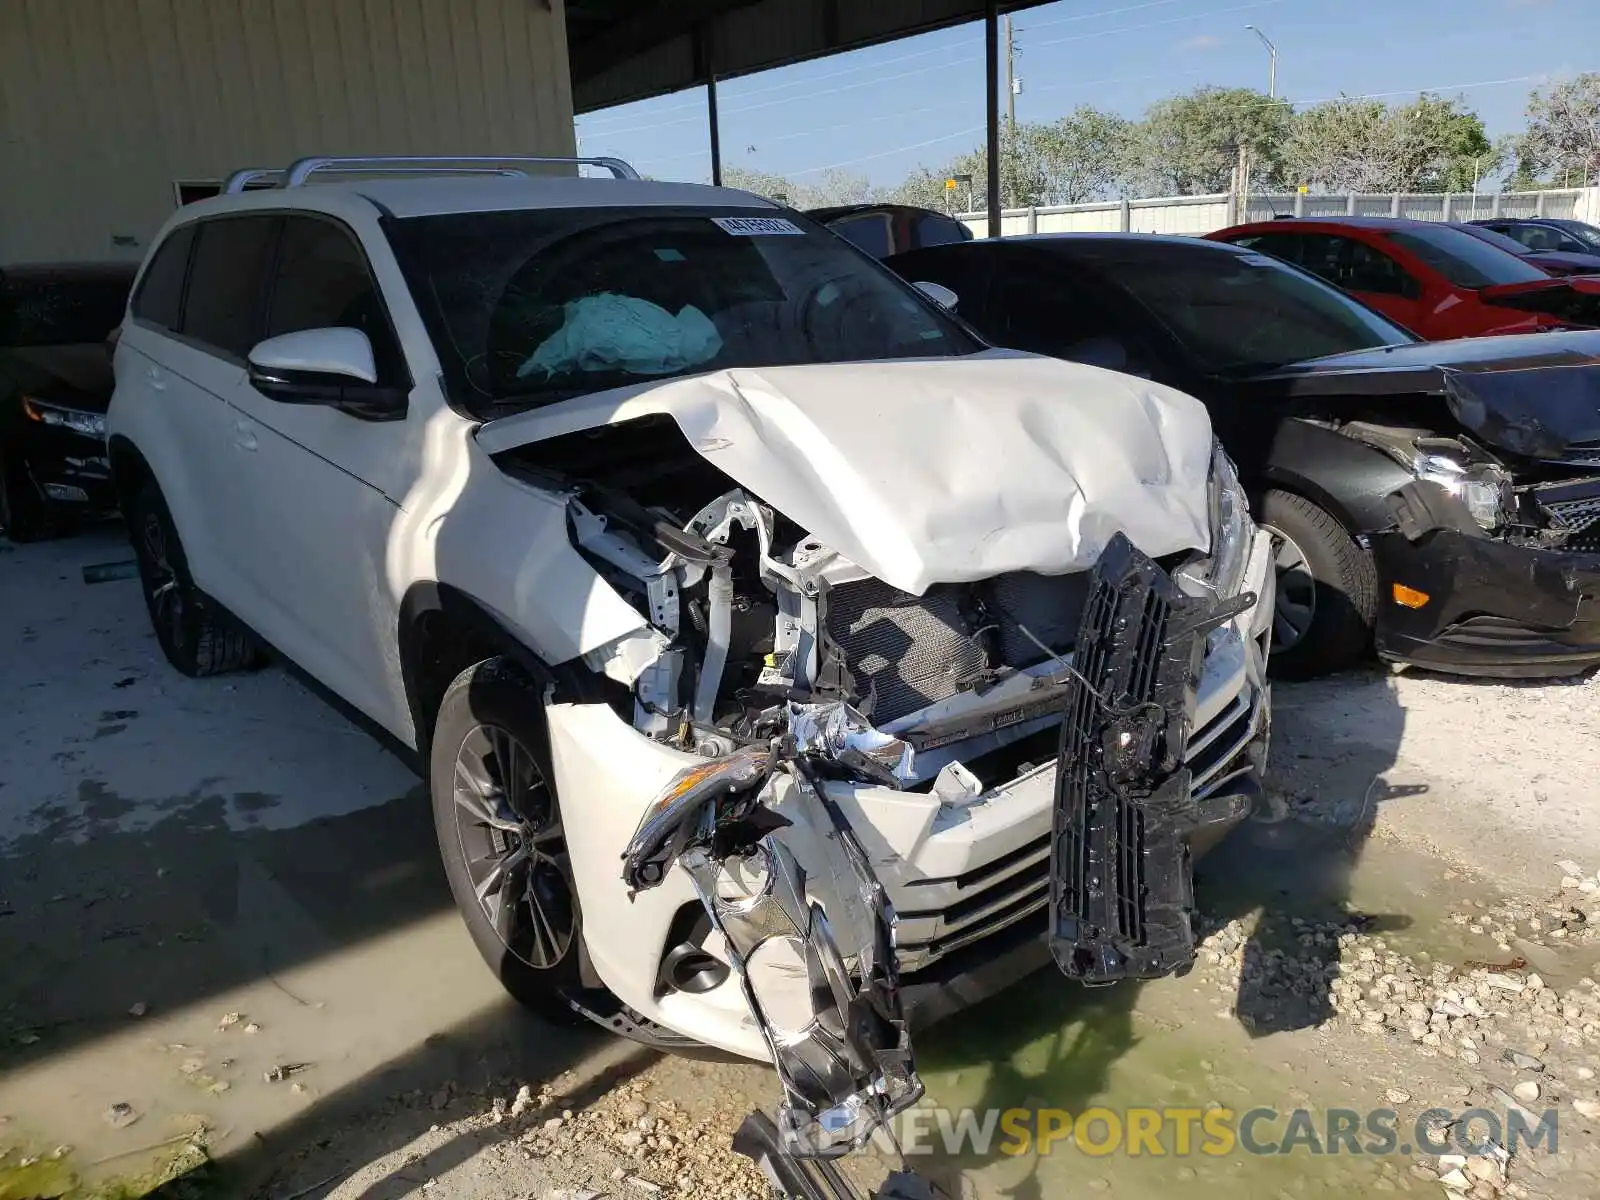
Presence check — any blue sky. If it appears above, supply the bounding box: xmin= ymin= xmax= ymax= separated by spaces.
xmin=574 ymin=0 xmax=1596 ymax=189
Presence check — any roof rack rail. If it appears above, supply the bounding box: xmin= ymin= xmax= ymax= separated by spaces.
xmin=221 ymin=154 xmax=640 ymax=193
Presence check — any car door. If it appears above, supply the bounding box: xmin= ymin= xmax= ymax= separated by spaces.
xmin=220 ymin=213 xmax=417 ymax=732
xmin=118 ymin=216 xmax=280 ymax=623
xmin=1297 ymin=233 xmax=1428 ymax=331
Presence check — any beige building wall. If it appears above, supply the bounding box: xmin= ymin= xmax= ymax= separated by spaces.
xmin=0 ymin=0 xmax=577 ymax=262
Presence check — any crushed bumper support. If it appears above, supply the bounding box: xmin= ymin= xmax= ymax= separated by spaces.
xmin=619 ymin=532 xmax=1254 ymax=1194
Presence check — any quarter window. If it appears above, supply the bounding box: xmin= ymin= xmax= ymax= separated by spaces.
xmin=131 ymin=224 xmax=197 ymax=331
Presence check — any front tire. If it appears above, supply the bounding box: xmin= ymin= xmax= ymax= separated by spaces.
xmin=430 ymin=658 xmax=587 ymax=1024
xmin=1259 ymin=489 xmax=1377 ymax=680
xmin=128 ymin=479 xmax=260 ymax=677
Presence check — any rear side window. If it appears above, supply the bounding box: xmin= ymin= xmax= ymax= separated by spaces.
xmin=184 ymin=216 xmax=280 ymax=358
xmin=131 ymin=224 xmax=197 ymax=331
xmin=265 ymin=217 xmax=406 ymax=382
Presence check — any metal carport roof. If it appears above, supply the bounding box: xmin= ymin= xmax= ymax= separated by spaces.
xmin=568 ymin=0 xmax=1048 ymax=113
xmin=566 ymin=0 xmax=1055 ymax=234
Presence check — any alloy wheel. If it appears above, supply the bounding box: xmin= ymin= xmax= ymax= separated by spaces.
xmin=141 ymin=510 xmax=187 ymax=651
xmin=1265 ymin=525 xmax=1317 ymax=654
xmin=451 ymin=723 xmax=575 ymax=971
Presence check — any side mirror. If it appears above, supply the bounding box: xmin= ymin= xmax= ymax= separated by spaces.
xmin=247 ymin=327 xmax=405 ymax=420
xmin=913 ymin=280 xmax=959 ymax=310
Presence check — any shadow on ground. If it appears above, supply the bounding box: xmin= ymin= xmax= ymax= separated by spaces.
xmin=899 ymin=667 xmax=1414 ymax=1200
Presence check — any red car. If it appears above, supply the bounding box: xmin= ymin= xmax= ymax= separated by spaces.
xmin=1208 ymin=216 xmax=1600 ymax=339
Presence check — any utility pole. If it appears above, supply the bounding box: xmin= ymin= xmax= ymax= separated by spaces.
xmin=1005 ymin=14 xmax=1017 ymax=135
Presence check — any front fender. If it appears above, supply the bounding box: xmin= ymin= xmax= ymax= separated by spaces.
xmin=1263 ymin=418 xmax=1416 ymax=535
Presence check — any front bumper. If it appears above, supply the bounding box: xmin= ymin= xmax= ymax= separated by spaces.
xmin=548 ymin=528 xmax=1276 ymax=1061
xmin=3 ymin=424 xmax=116 ymax=511
xmin=1372 ymin=505 xmax=1600 ymax=679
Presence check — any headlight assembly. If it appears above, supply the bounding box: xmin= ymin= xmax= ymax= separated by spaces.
xmin=1414 ymin=451 xmax=1510 ymax=531
xmin=1180 ymin=442 xmax=1254 ymax=600
xmin=21 ymin=396 xmax=107 ymax=440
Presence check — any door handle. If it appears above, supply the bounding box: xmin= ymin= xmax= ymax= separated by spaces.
xmin=145 ymin=366 xmax=167 ymax=392
xmin=233 ymin=419 xmax=258 ymax=452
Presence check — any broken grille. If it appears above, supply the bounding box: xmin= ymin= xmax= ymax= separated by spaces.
xmin=1049 ymin=533 xmax=1208 ymax=985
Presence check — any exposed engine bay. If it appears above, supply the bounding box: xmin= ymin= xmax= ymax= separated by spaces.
xmin=495 ymin=409 xmax=1258 ymax=1191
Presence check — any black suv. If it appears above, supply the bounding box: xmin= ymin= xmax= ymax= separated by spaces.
xmin=0 ymin=262 xmax=135 ymax=541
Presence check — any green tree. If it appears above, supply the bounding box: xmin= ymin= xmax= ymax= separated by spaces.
xmin=1028 ymin=107 xmax=1140 ymax=203
xmin=887 ymin=110 xmax=1137 ymax=214
xmin=1133 ymin=86 xmax=1290 ymax=194
xmin=1511 ymin=74 xmax=1600 ymax=188
xmin=1284 ymin=94 xmax=1497 ymax=193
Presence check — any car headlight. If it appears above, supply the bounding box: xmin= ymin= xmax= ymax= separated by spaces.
xmin=1414 ymin=451 xmax=1509 ymax=531
xmin=21 ymin=396 xmax=106 ymax=440
xmin=1179 ymin=443 xmax=1254 ymax=600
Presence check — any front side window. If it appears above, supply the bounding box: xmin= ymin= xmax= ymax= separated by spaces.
xmin=1383 ymin=225 xmax=1547 ymax=288
xmin=185 ymin=216 xmax=280 ymax=357
xmin=1104 ymin=248 xmax=1416 ymax=373
xmin=131 ymin=224 xmax=197 ymax=331
xmin=266 ymin=217 xmax=406 ymax=383
xmin=384 ymin=206 xmax=981 ymax=417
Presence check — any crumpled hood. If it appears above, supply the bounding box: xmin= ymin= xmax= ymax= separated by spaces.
xmin=477 ymin=351 xmax=1213 ymax=594
xmin=1234 ymin=332 xmax=1600 ymax=461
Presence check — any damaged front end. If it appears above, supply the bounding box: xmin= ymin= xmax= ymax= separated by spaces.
xmin=617 ymin=532 xmax=1253 ymax=1187
xmin=1331 ymin=369 xmax=1600 ymax=675
xmin=490 ymin=401 xmax=1265 ymax=1191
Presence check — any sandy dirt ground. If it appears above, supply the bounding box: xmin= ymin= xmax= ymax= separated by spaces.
xmin=5 ymin=525 xmax=1600 ymax=1200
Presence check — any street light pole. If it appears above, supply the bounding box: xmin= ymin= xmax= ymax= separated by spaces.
xmin=1246 ymin=24 xmax=1277 ymax=99
xmin=1240 ymin=24 xmax=1278 ymax=220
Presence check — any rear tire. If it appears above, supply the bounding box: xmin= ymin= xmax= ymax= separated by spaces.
xmin=430 ymin=658 xmax=589 ymax=1025
xmin=128 ymin=479 xmax=261 ymax=677
xmin=1259 ymin=489 xmax=1376 ymax=680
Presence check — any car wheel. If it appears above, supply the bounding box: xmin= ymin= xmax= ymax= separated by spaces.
xmin=0 ymin=450 xmax=62 ymax=542
xmin=1259 ymin=489 xmax=1376 ymax=680
xmin=430 ymin=658 xmax=589 ymax=1024
xmin=128 ymin=479 xmax=261 ymax=677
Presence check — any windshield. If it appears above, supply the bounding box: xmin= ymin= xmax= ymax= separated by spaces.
xmin=1458 ymin=224 xmax=1540 ymax=257
xmin=385 ymin=206 xmax=981 ymax=416
xmin=1383 ymin=225 xmax=1548 ymax=288
xmin=1100 ymin=248 xmax=1415 ymax=373
xmin=1553 ymin=220 xmax=1600 ymax=251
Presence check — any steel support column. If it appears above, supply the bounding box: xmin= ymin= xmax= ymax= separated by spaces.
xmin=985 ymin=0 xmax=1001 ymax=238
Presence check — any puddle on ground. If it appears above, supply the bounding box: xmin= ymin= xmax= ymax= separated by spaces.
xmin=907 ymin=817 xmax=1600 ymax=1199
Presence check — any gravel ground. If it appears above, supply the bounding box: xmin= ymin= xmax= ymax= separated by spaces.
xmin=7 ymin=528 xmax=1600 ymax=1200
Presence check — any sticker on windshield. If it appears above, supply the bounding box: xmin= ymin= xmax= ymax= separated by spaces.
xmin=711 ymin=216 xmax=804 ymax=236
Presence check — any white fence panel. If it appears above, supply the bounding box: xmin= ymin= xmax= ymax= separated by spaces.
xmin=957 ymin=186 xmax=1599 ymax=240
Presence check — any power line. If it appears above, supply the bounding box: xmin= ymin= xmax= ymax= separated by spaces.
xmin=762 ymin=72 xmax=1558 ymax=182
xmin=1024 ymin=0 xmax=1186 ymax=32
xmin=630 ymin=66 xmax=1207 ymax=172
xmin=581 ymin=0 xmax=1281 ymax=137
xmin=1028 ymin=0 xmax=1282 ymax=51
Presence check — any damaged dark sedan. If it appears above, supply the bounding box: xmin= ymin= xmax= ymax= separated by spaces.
xmin=887 ymin=233 xmax=1600 ymax=680
xmin=0 ymin=262 xmax=134 ymax=541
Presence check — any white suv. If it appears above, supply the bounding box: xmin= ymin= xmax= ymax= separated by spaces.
xmin=107 ymin=156 xmax=1273 ymax=1157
